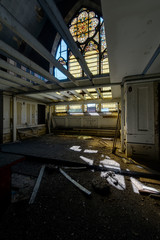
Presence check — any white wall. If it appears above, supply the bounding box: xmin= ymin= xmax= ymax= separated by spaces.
xmin=124 ymin=81 xmax=157 ymax=159
xmin=2 ymin=95 xmax=46 ymax=142
xmin=126 ymin=82 xmax=154 ymax=144
xmin=101 ymin=0 xmax=160 ymax=98
xmin=53 ymin=115 xmax=117 ymax=129
xmin=16 ymin=98 xmax=38 ymax=128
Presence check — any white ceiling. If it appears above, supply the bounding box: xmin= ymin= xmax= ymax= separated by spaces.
xmin=101 ymin=0 xmax=160 ymax=97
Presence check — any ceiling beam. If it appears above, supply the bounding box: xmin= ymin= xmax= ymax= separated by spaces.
xmin=0 ymin=40 xmax=64 ymax=88
xmin=0 ymin=70 xmax=40 ymax=90
xmin=0 ymin=58 xmax=51 ymax=89
xmin=40 ymin=93 xmax=59 ymax=101
xmin=49 ymin=98 xmax=121 ymax=106
xmin=23 ymin=94 xmax=50 ymax=103
xmin=0 ymin=77 xmax=29 ymax=92
xmin=0 ymin=3 xmax=78 ymax=85
xmin=49 ymin=92 xmax=68 ymax=101
xmin=0 ymin=83 xmax=10 ymax=90
xmin=83 ymin=89 xmax=95 ymax=99
xmin=39 ymin=0 xmax=93 ymax=83
xmin=16 ymin=95 xmax=50 ymax=103
xmin=60 ymin=91 xmax=78 ymax=101
xmin=96 ymin=88 xmax=103 ymax=99
xmin=70 ymin=90 xmax=84 ymax=100
xmin=16 ymin=81 xmax=120 ymax=96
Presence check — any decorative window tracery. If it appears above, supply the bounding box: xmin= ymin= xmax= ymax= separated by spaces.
xmin=54 ymin=8 xmax=109 ymax=80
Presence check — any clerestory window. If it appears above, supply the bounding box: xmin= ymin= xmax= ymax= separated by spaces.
xmin=54 ymin=8 xmax=109 ymax=80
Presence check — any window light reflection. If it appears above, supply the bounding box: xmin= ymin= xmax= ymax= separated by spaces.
xmin=89 ymin=112 xmax=99 ymax=116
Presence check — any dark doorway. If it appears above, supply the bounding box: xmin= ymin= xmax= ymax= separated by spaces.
xmin=38 ymin=104 xmax=45 ymax=124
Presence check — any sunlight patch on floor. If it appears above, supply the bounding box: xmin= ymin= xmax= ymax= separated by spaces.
xmin=84 ymin=149 xmax=98 ymax=153
xmin=100 ymin=159 xmax=125 ymax=190
xmin=130 ymin=177 xmax=160 ymax=194
xmin=80 ymin=156 xmax=93 ymax=165
xmin=100 ymin=159 xmax=120 ymax=168
xmin=101 ymin=172 xmax=126 ymax=190
xmin=70 ymin=146 xmax=82 ymax=152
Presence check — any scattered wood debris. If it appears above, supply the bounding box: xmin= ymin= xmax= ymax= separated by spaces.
xmin=130 ymin=177 xmax=160 ymax=195
xmin=59 ymin=168 xmax=91 ymax=196
xmin=29 ymin=165 xmax=45 ymax=204
xmin=139 ymin=178 xmax=160 ymax=185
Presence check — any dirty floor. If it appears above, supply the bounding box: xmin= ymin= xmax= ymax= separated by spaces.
xmin=0 ymin=134 xmax=160 ymax=240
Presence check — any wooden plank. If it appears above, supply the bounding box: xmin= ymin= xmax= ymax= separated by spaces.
xmin=83 ymin=89 xmax=95 ymax=99
xmin=0 ymin=59 xmax=50 ymax=88
xmin=39 ymin=0 xmax=92 ymax=81
xmin=29 ymin=165 xmax=45 ymax=204
xmin=0 ymin=40 xmax=64 ymax=87
xmin=70 ymin=90 xmax=84 ymax=100
xmin=17 ymin=79 xmax=120 ymax=97
xmin=0 ymin=4 xmax=76 ymax=84
xmin=130 ymin=177 xmax=160 ymax=194
xmin=59 ymin=168 xmax=91 ymax=196
xmin=140 ymin=177 xmax=160 ymax=185
xmin=0 ymin=77 xmax=28 ymax=92
xmin=96 ymin=88 xmax=103 ymax=99
xmin=0 ymin=70 xmax=38 ymax=90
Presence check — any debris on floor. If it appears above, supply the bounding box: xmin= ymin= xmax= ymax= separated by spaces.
xmin=59 ymin=168 xmax=91 ymax=196
xmin=29 ymin=165 xmax=45 ymax=204
xmin=122 ymin=158 xmax=131 ymax=164
xmin=11 ymin=173 xmax=36 ymax=203
xmin=139 ymin=177 xmax=160 ymax=185
xmin=77 ymin=136 xmax=93 ymax=140
xmin=130 ymin=177 xmax=160 ymax=195
xmin=92 ymin=175 xmax=110 ymax=195
xmin=1 ymin=135 xmax=160 ymax=240
xmin=101 ymin=171 xmax=126 ymax=191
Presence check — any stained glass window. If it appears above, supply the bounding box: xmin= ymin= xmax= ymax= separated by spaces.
xmin=54 ymin=8 xmax=109 ymax=80
xmin=55 ymin=39 xmax=67 ymax=80
xmin=69 ymin=9 xmax=99 ymax=44
xmin=101 ymin=51 xmax=109 ymax=74
xmin=69 ymin=52 xmax=82 ymax=78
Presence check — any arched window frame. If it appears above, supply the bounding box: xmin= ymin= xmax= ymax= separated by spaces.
xmin=54 ymin=7 xmax=109 ymax=80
